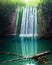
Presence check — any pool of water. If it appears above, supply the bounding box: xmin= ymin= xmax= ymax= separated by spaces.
xmin=0 ymin=36 xmax=52 ymax=65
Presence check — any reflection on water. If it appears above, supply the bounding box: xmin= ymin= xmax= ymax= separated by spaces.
xmin=20 ymin=37 xmax=37 ymax=65
xmin=20 ymin=37 xmax=37 ymax=57
xmin=26 ymin=63 xmax=35 ymax=65
xmin=0 ymin=36 xmax=52 ymax=65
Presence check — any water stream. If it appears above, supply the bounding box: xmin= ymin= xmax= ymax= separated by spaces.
xmin=20 ymin=7 xmax=37 ymax=37
xmin=20 ymin=7 xmax=38 ymax=65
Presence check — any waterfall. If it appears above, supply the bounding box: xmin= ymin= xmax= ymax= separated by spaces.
xmin=33 ymin=7 xmax=37 ymax=37
xmin=20 ymin=7 xmax=37 ymax=37
xmin=20 ymin=7 xmax=38 ymax=65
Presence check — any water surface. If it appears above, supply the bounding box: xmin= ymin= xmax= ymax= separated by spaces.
xmin=0 ymin=36 xmax=52 ymax=65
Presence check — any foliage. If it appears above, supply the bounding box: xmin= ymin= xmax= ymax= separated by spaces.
xmin=37 ymin=0 xmax=52 ymax=35
xmin=0 ymin=0 xmax=18 ymax=34
xmin=0 ymin=0 xmax=41 ymax=6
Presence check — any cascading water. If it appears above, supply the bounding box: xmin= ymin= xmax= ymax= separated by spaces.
xmin=20 ymin=7 xmax=38 ymax=65
xmin=20 ymin=7 xmax=37 ymax=37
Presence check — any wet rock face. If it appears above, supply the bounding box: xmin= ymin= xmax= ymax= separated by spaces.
xmin=38 ymin=8 xmax=47 ymax=37
xmin=0 ymin=5 xmax=17 ymax=35
xmin=8 ymin=10 xmax=16 ymax=35
xmin=38 ymin=8 xmax=52 ymax=37
xmin=47 ymin=13 xmax=52 ymax=35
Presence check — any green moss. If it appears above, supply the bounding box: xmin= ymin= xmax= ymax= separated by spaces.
xmin=0 ymin=3 xmax=17 ymax=34
xmin=37 ymin=0 xmax=52 ymax=35
xmin=16 ymin=7 xmax=23 ymax=35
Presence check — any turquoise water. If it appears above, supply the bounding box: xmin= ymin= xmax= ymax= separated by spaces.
xmin=0 ymin=36 xmax=52 ymax=65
